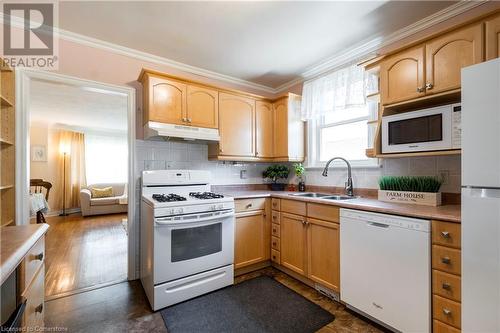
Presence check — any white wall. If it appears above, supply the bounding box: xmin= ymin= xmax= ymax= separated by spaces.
xmin=135 ymin=140 xmax=461 ymax=193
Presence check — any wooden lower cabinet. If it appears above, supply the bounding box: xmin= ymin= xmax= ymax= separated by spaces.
xmin=22 ymin=264 xmax=45 ymax=329
xmin=280 ymin=212 xmax=307 ymax=276
xmin=434 ymin=319 xmax=461 ymax=333
xmin=234 ymin=210 xmax=269 ymax=269
xmin=307 ymin=218 xmax=340 ymax=292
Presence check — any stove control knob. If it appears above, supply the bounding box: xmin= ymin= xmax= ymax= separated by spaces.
xmin=176 ymin=208 xmax=184 ymax=214
xmin=218 ymin=204 xmax=224 ymax=210
xmin=210 ymin=205 xmax=216 ymax=211
xmin=169 ymin=209 xmax=175 ymax=215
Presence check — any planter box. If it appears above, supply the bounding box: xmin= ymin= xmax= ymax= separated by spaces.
xmin=378 ymin=190 xmax=442 ymax=206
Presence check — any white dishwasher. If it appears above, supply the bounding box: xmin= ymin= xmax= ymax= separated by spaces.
xmin=340 ymin=209 xmax=430 ymax=333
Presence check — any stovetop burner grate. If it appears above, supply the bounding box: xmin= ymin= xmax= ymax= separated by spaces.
xmin=152 ymin=193 xmax=187 ymax=202
xmin=189 ymin=192 xmax=225 ymax=199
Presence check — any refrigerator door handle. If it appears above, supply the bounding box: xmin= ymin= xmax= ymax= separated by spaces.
xmin=463 ymin=187 xmax=500 ymax=199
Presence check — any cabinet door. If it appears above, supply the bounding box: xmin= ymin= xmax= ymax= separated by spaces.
xmin=273 ymin=98 xmax=288 ymax=158
xmin=186 ymin=85 xmax=218 ymax=129
xmin=255 ymin=101 xmax=274 ymax=158
xmin=146 ymin=74 xmax=187 ymax=125
xmin=307 ymin=218 xmax=340 ymax=292
xmin=280 ymin=212 xmax=307 ymax=276
xmin=234 ymin=211 xmax=266 ymax=269
xmin=425 ymin=23 xmax=483 ymax=94
xmin=486 ymin=13 xmax=500 ymax=60
xmin=380 ymin=45 xmax=425 ymax=105
xmin=218 ymin=93 xmax=255 ymax=157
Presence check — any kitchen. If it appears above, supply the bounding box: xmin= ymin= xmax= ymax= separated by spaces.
xmin=1 ymin=1 xmax=500 ymax=333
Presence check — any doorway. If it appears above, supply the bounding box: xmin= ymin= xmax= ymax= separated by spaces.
xmin=16 ymin=70 xmax=136 ymax=299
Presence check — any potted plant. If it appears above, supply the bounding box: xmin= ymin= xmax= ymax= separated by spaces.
xmin=378 ymin=176 xmax=443 ymax=206
xmin=293 ymin=163 xmax=306 ymax=192
xmin=263 ymin=165 xmax=290 ymax=191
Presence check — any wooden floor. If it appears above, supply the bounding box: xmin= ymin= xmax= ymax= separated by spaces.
xmin=45 ymin=267 xmax=384 ymax=333
xmin=44 ymin=213 xmax=128 ymax=298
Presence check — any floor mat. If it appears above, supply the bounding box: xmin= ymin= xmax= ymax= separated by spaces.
xmin=160 ymin=275 xmax=335 ymax=333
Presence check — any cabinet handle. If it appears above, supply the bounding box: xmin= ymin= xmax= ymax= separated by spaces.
xmin=32 ymin=252 xmax=44 ymax=261
xmin=187 ymin=118 xmax=192 ymax=123
xmin=425 ymin=83 xmax=433 ymax=90
xmin=441 ymin=257 xmax=451 ymax=265
xmin=442 ymin=282 xmax=452 ymax=291
xmin=182 ymin=117 xmax=187 ymax=122
xmin=245 ymin=203 xmax=253 ymax=209
xmin=35 ymin=303 xmax=43 ymax=314
xmin=219 ymin=148 xmax=223 ymax=153
xmin=442 ymin=308 xmax=452 ymax=316
xmin=417 ymin=87 xmax=424 ymax=93
xmin=272 ymin=241 xmax=277 ymax=246
xmin=440 ymin=231 xmax=450 ymax=238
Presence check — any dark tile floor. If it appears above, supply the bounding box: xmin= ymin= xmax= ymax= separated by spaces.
xmin=45 ymin=267 xmax=383 ymax=333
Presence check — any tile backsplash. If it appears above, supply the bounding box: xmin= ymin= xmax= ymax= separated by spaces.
xmin=135 ymin=140 xmax=461 ymax=193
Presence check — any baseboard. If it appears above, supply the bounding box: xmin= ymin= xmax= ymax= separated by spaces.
xmin=45 ymin=208 xmax=82 ymax=217
xmin=234 ymin=260 xmax=271 ymax=277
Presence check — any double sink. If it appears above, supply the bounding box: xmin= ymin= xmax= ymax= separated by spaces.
xmin=289 ymin=192 xmax=358 ymax=201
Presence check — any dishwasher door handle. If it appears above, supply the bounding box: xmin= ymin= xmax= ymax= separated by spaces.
xmin=367 ymin=222 xmax=390 ymax=229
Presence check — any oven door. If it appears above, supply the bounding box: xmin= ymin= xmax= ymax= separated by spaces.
xmin=381 ymin=105 xmax=452 ymax=153
xmin=153 ymin=209 xmax=235 ymax=284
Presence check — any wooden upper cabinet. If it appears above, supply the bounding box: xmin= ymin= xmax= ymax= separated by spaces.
xmin=425 ymin=22 xmax=483 ymax=95
xmin=218 ymin=93 xmax=255 ymax=157
xmin=273 ymin=94 xmax=304 ymax=161
xmin=255 ymin=101 xmax=274 ymax=159
xmin=307 ymin=218 xmax=340 ymax=292
xmin=280 ymin=213 xmax=307 ymax=276
xmin=234 ymin=210 xmax=267 ymax=269
xmin=186 ymin=85 xmax=218 ymax=129
xmin=273 ymin=99 xmax=288 ymax=158
xmin=486 ymin=13 xmax=500 ymax=60
xmin=380 ymin=45 xmax=425 ymax=105
xmin=144 ymin=74 xmax=187 ymax=125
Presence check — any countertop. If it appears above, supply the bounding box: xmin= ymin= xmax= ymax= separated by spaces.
xmin=220 ymin=190 xmax=461 ymax=223
xmin=1 ymin=223 xmax=49 ymax=285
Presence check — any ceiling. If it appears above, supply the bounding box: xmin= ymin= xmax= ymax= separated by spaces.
xmin=29 ymin=79 xmax=128 ymax=132
xmin=58 ymin=1 xmax=456 ymax=89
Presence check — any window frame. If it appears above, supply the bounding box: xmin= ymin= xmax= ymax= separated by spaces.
xmin=305 ymin=111 xmax=379 ymax=169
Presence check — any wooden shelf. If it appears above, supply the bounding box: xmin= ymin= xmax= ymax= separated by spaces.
xmin=383 ymin=89 xmax=461 ymax=115
xmin=0 ymin=138 xmax=13 ymax=145
xmin=376 ymin=149 xmax=461 ymax=159
xmin=1 ymin=95 xmax=13 ymax=107
xmin=0 ymin=185 xmax=14 ymax=190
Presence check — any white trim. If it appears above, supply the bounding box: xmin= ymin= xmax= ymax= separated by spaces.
xmin=16 ymin=69 xmax=139 ymax=280
xmin=2 ymin=1 xmax=486 ymax=95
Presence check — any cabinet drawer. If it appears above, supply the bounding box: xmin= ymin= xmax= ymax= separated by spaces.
xmin=433 ymin=319 xmax=461 ymax=333
xmin=271 ymin=236 xmax=280 ymax=251
xmin=280 ymin=199 xmax=306 ymax=216
xmin=271 ymin=211 xmax=280 ymax=225
xmin=271 ymin=198 xmax=280 ymax=211
xmin=432 ymin=245 xmax=461 ymax=275
xmin=271 ymin=249 xmax=280 ymax=264
xmin=307 ymin=203 xmax=339 ymax=222
xmin=433 ymin=295 xmax=461 ymax=329
xmin=21 ymin=237 xmax=45 ymax=292
xmin=235 ymin=198 xmax=266 ymax=213
xmin=22 ymin=264 xmax=44 ymax=330
xmin=432 ymin=221 xmax=461 ymax=249
xmin=433 ymin=269 xmax=461 ymax=302
xmin=271 ymin=223 xmax=281 ymax=238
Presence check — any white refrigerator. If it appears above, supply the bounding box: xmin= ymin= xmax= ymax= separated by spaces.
xmin=462 ymin=58 xmax=500 ymax=332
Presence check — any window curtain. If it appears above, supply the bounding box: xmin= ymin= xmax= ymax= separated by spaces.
xmin=84 ymin=133 xmax=127 ymax=185
xmin=58 ymin=130 xmax=86 ymax=209
xmin=301 ymin=64 xmax=367 ymax=120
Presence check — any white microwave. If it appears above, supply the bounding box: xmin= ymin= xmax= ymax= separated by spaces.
xmin=381 ymin=103 xmax=461 ymax=154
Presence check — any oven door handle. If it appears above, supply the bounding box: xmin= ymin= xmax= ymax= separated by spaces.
xmin=155 ymin=210 xmax=235 ymax=226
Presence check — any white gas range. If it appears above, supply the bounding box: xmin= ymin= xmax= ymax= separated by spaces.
xmin=140 ymin=170 xmax=235 ymax=311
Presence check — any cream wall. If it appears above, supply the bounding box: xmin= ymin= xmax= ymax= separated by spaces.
xmin=29 ymin=124 xmax=63 ymax=213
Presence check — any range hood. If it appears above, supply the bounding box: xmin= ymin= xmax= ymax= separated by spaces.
xmin=144 ymin=121 xmax=220 ymax=142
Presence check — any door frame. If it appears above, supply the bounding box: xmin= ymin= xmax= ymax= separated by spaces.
xmin=15 ymin=68 xmax=138 ymax=280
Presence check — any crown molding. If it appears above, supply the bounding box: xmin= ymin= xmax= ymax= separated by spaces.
xmin=275 ymin=0 xmax=487 ymax=93
xmin=2 ymin=1 xmax=488 ymax=96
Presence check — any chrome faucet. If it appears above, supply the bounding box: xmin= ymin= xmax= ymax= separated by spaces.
xmin=322 ymin=157 xmax=354 ymax=197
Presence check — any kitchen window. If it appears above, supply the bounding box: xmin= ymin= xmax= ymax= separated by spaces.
xmin=302 ymin=64 xmax=378 ymax=168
